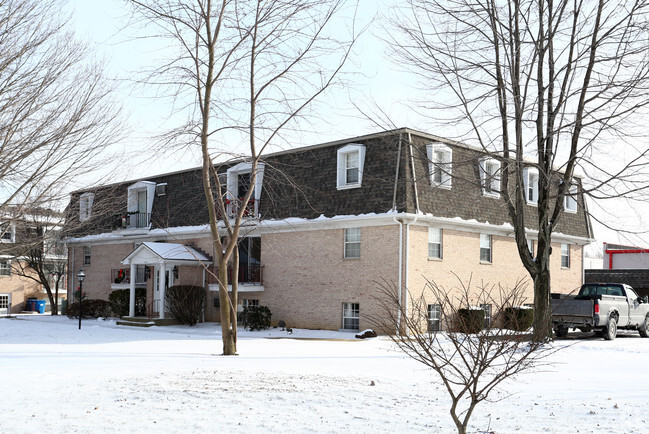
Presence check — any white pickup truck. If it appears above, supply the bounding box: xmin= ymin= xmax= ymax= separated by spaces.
xmin=551 ymin=283 xmax=649 ymax=340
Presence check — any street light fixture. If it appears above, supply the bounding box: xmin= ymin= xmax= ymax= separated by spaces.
xmin=77 ymin=269 xmax=85 ymax=330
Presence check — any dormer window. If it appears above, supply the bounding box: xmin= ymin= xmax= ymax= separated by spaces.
xmin=0 ymin=223 xmax=14 ymax=243
xmin=226 ymin=162 xmax=265 ymax=218
xmin=79 ymin=192 xmax=94 ymax=222
xmin=564 ymin=185 xmax=578 ymax=213
xmin=127 ymin=181 xmax=156 ymax=228
xmin=337 ymin=144 xmax=365 ymax=190
xmin=427 ymin=144 xmax=452 ymax=188
xmin=524 ymin=167 xmax=539 ymax=205
xmin=479 ymin=158 xmax=501 ymax=197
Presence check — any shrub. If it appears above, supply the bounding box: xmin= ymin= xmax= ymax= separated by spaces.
xmin=457 ymin=308 xmax=485 ymax=334
xmin=504 ymin=307 xmax=534 ymax=331
xmin=240 ymin=305 xmax=272 ymax=331
xmin=108 ymin=288 xmax=147 ymax=317
xmin=165 ymin=285 xmax=205 ymax=326
xmin=66 ymin=299 xmax=111 ymax=319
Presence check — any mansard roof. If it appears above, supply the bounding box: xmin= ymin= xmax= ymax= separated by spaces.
xmin=64 ymin=128 xmax=592 ymax=241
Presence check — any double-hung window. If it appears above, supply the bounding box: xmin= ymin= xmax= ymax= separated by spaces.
xmin=83 ymin=246 xmax=91 ymax=266
xmin=342 ymin=302 xmax=360 ymax=330
xmin=336 ymin=144 xmax=366 ymax=190
xmin=524 ymin=168 xmax=539 ymax=204
xmin=480 ymin=158 xmax=501 ymax=197
xmin=428 ymin=304 xmax=441 ymax=331
xmin=0 ymin=260 xmax=10 ymax=276
xmin=561 ymin=243 xmax=570 ymax=268
xmin=564 ymin=185 xmax=578 ymax=213
xmin=481 ymin=304 xmax=492 ymax=328
xmin=428 ymin=227 xmax=442 ymax=259
xmin=344 ymin=228 xmax=361 ymax=259
xmin=427 ymin=144 xmax=452 ymax=188
xmin=0 ymin=224 xmax=14 ymax=243
xmin=79 ymin=193 xmax=94 ymax=222
xmin=480 ymin=234 xmax=492 ymax=263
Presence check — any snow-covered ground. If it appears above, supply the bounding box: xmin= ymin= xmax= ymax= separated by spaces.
xmin=1 ymin=316 xmax=646 ymax=433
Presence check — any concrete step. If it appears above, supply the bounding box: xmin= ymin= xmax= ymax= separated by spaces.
xmin=118 ymin=317 xmax=180 ymax=327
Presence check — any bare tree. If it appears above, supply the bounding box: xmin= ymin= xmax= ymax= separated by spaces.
xmin=386 ymin=0 xmax=649 ymax=341
xmin=125 ymin=0 xmax=358 ymax=355
xmin=371 ymin=277 xmax=556 ymax=434
xmin=4 ymin=206 xmax=66 ymax=315
xmin=0 ymin=0 xmax=123 ymax=212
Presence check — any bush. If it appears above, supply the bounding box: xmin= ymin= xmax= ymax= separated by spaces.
xmin=108 ymin=288 xmax=147 ymax=317
xmin=457 ymin=308 xmax=485 ymax=334
xmin=66 ymin=299 xmax=111 ymax=319
xmin=504 ymin=307 xmax=534 ymax=331
xmin=240 ymin=305 xmax=272 ymax=331
xmin=165 ymin=285 xmax=205 ymax=326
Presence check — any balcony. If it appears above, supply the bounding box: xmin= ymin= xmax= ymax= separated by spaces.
xmin=207 ymin=264 xmax=264 ymax=292
xmin=224 ymin=198 xmax=257 ymax=218
xmin=114 ymin=212 xmax=151 ymax=229
xmin=111 ymin=266 xmax=149 ymax=287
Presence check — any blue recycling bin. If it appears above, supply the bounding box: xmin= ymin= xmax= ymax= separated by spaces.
xmin=26 ymin=298 xmax=37 ymax=311
xmin=35 ymin=300 xmax=46 ymax=314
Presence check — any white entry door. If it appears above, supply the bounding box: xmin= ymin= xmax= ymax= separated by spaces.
xmin=0 ymin=294 xmax=10 ymax=316
xmin=153 ymin=268 xmax=174 ymax=314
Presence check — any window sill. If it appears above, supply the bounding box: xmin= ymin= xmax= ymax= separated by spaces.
xmin=337 ymin=183 xmax=362 ymax=191
xmin=428 ymin=257 xmax=443 ymax=262
xmin=343 ymin=257 xmax=361 ymax=260
xmin=432 ymin=183 xmax=452 ymax=190
xmin=564 ymin=209 xmax=577 ymax=214
xmin=561 ymin=267 xmax=571 ymax=270
xmin=527 ymin=201 xmax=538 ymax=207
xmin=482 ymin=192 xmax=500 ymax=199
xmin=479 ymin=261 xmax=492 ymax=265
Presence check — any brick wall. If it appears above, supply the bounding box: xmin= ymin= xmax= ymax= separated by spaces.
xmin=259 ymin=225 xmax=400 ymax=331
xmin=407 ymin=225 xmax=583 ymax=308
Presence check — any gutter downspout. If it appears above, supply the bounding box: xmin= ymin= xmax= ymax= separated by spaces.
xmin=392 ymin=134 xmax=404 ymax=332
xmin=404 ymin=132 xmax=420 ymax=330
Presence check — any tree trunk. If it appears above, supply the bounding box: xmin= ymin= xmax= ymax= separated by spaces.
xmin=532 ymin=267 xmax=553 ymax=342
xmin=218 ymin=261 xmax=237 ymax=355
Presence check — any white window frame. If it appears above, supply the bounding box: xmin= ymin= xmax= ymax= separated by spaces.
xmin=79 ymin=192 xmax=95 ymax=222
xmin=481 ymin=304 xmax=492 ymax=328
xmin=561 ymin=243 xmax=570 ymax=268
xmin=480 ymin=234 xmax=492 ymax=263
xmin=428 ymin=304 xmax=441 ymax=332
xmin=242 ymin=299 xmax=259 ymax=308
xmin=226 ymin=162 xmax=266 ymax=217
xmin=479 ymin=158 xmax=501 ymax=197
xmin=428 ymin=227 xmax=442 ymax=259
xmin=344 ymin=228 xmax=361 ymax=259
xmin=427 ymin=143 xmax=452 ymax=188
xmin=0 ymin=260 xmax=11 ymax=276
xmin=336 ymin=144 xmax=365 ymax=190
xmin=342 ymin=302 xmax=360 ymax=330
xmin=0 ymin=223 xmax=15 ymax=243
xmin=524 ymin=167 xmax=539 ymax=205
xmin=527 ymin=239 xmax=535 ymax=257
xmin=83 ymin=246 xmax=91 ymax=266
xmin=564 ymin=185 xmax=578 ymax=213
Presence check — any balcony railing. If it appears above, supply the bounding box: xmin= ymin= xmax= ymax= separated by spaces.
xmin=207 ymin=264 xmax=263 ymax=286
xmin=114 ymin=212 xmax=151 ymax=229
xmin=224 ymin=198 xmax=257 ymax=218
xmin=111 ymin=266 xmax=149 ymax=285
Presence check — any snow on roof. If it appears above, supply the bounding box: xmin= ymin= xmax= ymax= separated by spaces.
xmin=123 ymin=242 xmax=211 ymax=265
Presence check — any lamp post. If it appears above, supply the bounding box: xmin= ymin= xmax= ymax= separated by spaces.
xmin=77 ymin=269 xmax=85 ymax=330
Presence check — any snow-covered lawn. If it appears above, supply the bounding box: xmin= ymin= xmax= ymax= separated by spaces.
xmin=1 ymin=316 xmax=647 ymax=433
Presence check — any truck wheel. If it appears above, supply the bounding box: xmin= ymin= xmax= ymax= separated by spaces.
xmin=554 ymin=326 xmax=569 ymax=338
xmin=639 ymin=316 xmax=649 ymax=338
xmin=603 ymin=317 xmax=617 ymax=341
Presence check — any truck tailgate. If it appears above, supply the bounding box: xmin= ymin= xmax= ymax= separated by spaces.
xmin=551 ymin=298 xmax=593 ymax=318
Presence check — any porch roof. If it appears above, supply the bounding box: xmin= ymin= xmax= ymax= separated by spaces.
xmin=122 ymin=242 xmax=212 ymax=266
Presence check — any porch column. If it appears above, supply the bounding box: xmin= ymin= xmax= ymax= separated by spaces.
xmin=158 ymin=262 xmax=166 ymax=319
xmin=129 ymin=263 xmax=136 ymax=317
